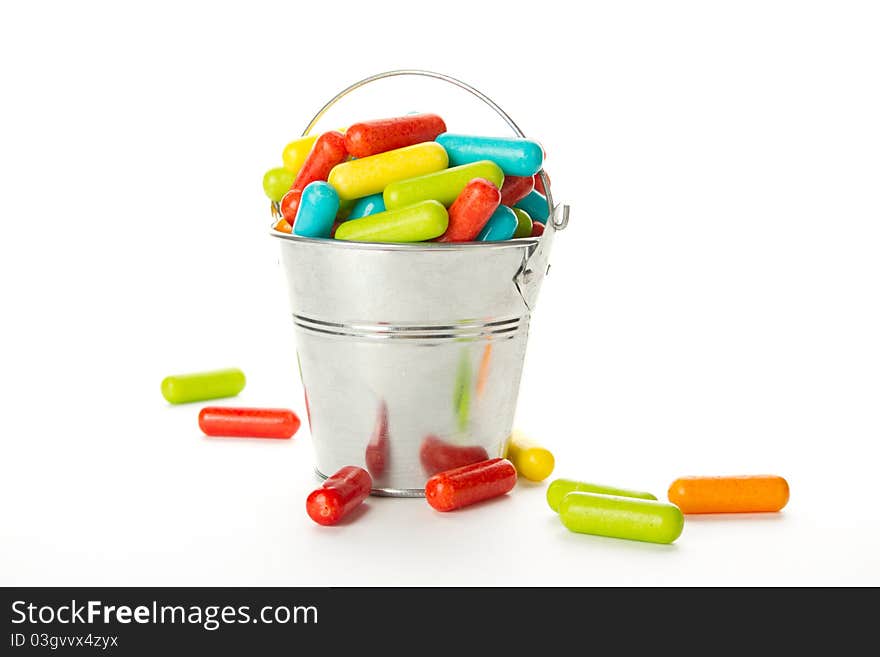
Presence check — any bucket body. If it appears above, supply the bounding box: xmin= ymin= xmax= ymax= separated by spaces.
xmin=274 ymin=223 xmax=557 ymax=495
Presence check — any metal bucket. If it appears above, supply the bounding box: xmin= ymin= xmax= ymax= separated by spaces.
xmin=271 ymin=70 xmax=570 ymax=496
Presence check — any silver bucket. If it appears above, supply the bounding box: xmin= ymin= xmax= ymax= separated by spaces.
xmin=271 ymin=70 xmax=570 ymax=496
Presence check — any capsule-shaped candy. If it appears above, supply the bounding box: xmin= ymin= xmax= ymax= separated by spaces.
xmin=348 ymin=193 xmax=386 ymax=220
xmin=281 ymin=134 xmax=320 ymax=175
xmin=328 ymin=142 xmax=448 ymax=201
xmin=273 ymin=217 xmax=292 ymax=234
xmin=262 ymin=166 xmax=296 ymax=202
xmin=668 ymin=475 xmax=790 ymax=514
xmin=559 ymin=492 xmax=684 ymax=544
xmin=515 ymin=189 xmax=550 ymax=224
xmin=383 ymin=160 xmax=504 ymax=210
xmin=530 ymin=221 xmax=545 ymax=237
xmin=306 ymin=466 xmax=372 ymax=526
xmin=511 ymin=207 xmax=533 ymax=238
xmin=198 ymin=407 xmax=300 ymax=439
xmin=499 ymin=175 xmax=535 ymax=207
xmin=419 ymin=436 xmax=489 ymax=477
xmin=436 ymin=133 xmax=544 ymax=177
xmin=476 ymin=206 xmax=518 ymax=241
xmin=293 ymin=181 xmax=340 ymax=238
xmin=505 ymin=430 xmax=554 ymax=482
xmin=437 ymin=178 xmax=501 ymax=242
xmin=425 ymin=458 xmax=517 ymax=511
xmin=334 ymin=200 xmax=448 ymax=243
xmin=547 ymin=478 xmax=657 ymax=513
xmin=282 ymin=131 xmax=348 ymax=221
xmin=345 ymin=113 xmax=447 ymax=158
xmin=161 ymin=368 xmax=246 ymax=404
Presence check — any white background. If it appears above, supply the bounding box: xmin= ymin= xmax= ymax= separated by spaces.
xmin=1 ymin=0 xmax=878 ymax=586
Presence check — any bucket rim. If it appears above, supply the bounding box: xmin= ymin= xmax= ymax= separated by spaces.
xmin=270 ymin=227 xmax=541 ymax=251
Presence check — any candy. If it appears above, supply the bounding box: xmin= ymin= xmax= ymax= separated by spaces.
xmin=328 ymin=142 xmax=448 ymax=201
xmin=348 ymin=193 xmax=386 ymax=219
xmin=511 ymin=207 xmax=533 ymax=238
xmin=546 ymin=479 xmax=657 ymax=513
xmin=515 ymin=190 xmax=550 ymax=224
xmin=559 ymin=492 xmax=684 ymax=544
xmin=335 ymin=200 xmax=448 ymax=243
xmin=505 ymin=430 xmax=554 ymax=482
xmin=668 ymin=475 xmax=790 ymax=514
xmin=345 ymin=113 xmax=447 ymax=158
xmin=476 ymin=206 xmax=518 ymax=241
xmin=437 ymin=178 xmax=501 ymax=242
xmin=262 ymin=167 xmax=296 ymax=202
xmin=198 ymin=407 xmax=300 ymax=439
xmin=364 ymin=401 xmax=389 ymax=477
xmin=306 ymin=466 xmax=372 ymax=526
xmin=530 ymin=221 xmax=545 ymax=237
xmin=161 ymin=368 xmax=246 ymax=404
xmin=273 ymin=217 xmax=292 ymax=234
xmin=436 ymin=133 xmax=544 ymax=177
xmin=292 ymin=181 xmax=340 ymax=238
xmin=383 ymin=160 xmax=504 ymax=210
xmin=499 ymin=175 xmax=535 ymax=206
xmin=282 ymin=131 xmax=348 ymax=221
xmin=419 ymin=436 xmax=489 ymax=477
xmin=533 ymin=171 xmax=550 ymax=195
xmin=281 ymin=134 xmax=320 ymax=174
xmin=425 ymin=458 xmax=517 ymax=512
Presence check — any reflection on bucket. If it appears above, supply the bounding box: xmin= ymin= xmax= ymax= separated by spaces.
xmin=420 ymin=435 xmax=489 ymax=477
xmin=454 ymin=348 xmax=472 ymax=432
xmin=365 ymin=400 xmax=389 ymax=479
xmin=476 ymin=342 xmax=492 ymax=400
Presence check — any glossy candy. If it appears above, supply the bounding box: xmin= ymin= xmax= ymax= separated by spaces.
xmin=419 ymin=436 xmax=489 ymax=477
xmin=282 ymin=131 xmax=348 ymax=221
xmin=505 ymin=430 xmax=554 ymax=482
xmin=161 ymin=368 xmax=246 ymax=404
xmin=499 ymin=175 xmax=534 ymax=206
xmin=334 ymin=200 xmax=448 ymax=243
xmin=515 ymin=189 xmax=550 ymax=224
xmin=348 ymin=193 xmax=386 ymax=219
xmin=281 ymin=134 xmax=320 ymax=175
xmin=476 ymin=206 xmax=518 ymax=241
xmin=262 ymin=167 xmax=296 ymax=202
xmin=547 ymin=479 xmax=657 ymax=513
xmin=345 ymin=113 xmax=446 ymax=158
xmin=383 ymin=160 xmax=504 ymax=210
xmin=530 ymin=221 xmax=545 ymax=237
xmin=198 ymin=407 xmax=300 ymax=439
xmin=273 ymin=217 xmax=292 ymax=234
xmin=425 ymin=458 xmax=517 ymax=512
xmin=559 ymin=492 xmax=684 ymax=544
xmin=436 ymin=133 xmax=544 ymax=177
xmin=306 ymin=466 xmax=372 ymax=526
xmin=511 ymin=207 xmax=533 ymax=238
xmin=668 ymin=475 xmax=790 ymax=514
xmin=437 ymin=178 xmax=501 ymax=242
xmin=292 ymin=181 xmax=340 ymax=238
xmin=328 ymin=142 xmax=448 ymax=200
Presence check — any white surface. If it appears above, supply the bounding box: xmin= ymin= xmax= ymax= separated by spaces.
xmin=1 ymin=0 xmax=879 ymax=586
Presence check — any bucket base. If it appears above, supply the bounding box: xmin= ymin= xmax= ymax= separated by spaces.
xmin=315 ymin=468 xmax=425 ymax=498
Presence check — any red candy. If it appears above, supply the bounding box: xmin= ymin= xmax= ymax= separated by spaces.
xmin=424 ymin=458 xmax=517 ymax=511
xmin=306 ymin=466 xmax=372 ymax=526
xmin=198 ymin=407 xmax=300 ymax=439
xmin=436 ymin=178 xmax=501 ymax=242
xmin=419 ymin=436 xmax=489 ymax=477
xmin=365 ymin=401 xmax=389 ymax=477
xmin=499 ymin=175 xmax=535 ymax=207
xmin=344 ymin=113 xmax=447 ymax=159
xmin=282 ymin=131 xmax=348 ymax=222
xmin=533 ymin=172 xmax=550 ymax=195
xmin=530 ymin=221 xmax=545 ymax=237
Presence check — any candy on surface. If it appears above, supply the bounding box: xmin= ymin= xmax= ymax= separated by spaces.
xmin=546 ymin=479 xmax=657 ymax=512
xmin=559 ymin=492 xmax=684 ymax=544
xmin=383 ymin=160 xmax=504 ymax=210
xmin=161 ymin=368 xmax=246 ymax=404
xmin=281 ymin=134 xmax=320 ymax=174
xmin=505 ymin=430 xmax=554 ymax=482
xmin=530 ymin=221 xmax=545 ymax=237
xmin=334 ymin=200 xmax=448 ymax=243
xmin=499 ymin=175 xmax=535 ymax=206
xmin=364 ymin=401 xmax=389 ymax=478
xmin=436 ymin=133 xmax=544 ymax=177
xmin=292 ymin=181 xmax=340 ymax=238
xmin=533 ymin=171 xmax=551 ymax=195
xmin=476 ymin=206 xmax=518 ymax=241
xmin=515 ymin=189 xmax=550 ymax=224
xmin=419 ymin=436 xmax=490 ymax=477
xmin=348 ymin=193 xmax=386 ymax=219
xmin=511 ymin=207 xmax=533 ymax=238
xmin=328 ymin=142 xmax=448 ymax=201
xmin=437 ymin=178 xmax=501 ymax=242
xmin=306 ymin=466 xmax=372 ymax=526
xmin=668 ymin=475 xmax=790 ymax=514
xmin=198 ymin=407 xmax=300 ymax=439
xmin=424 ymin=458 xmax=517 ymax=512
xmin=273 ymin=217 xmax=292 ymax=234
xmin=345 ymin=113 xmax=447 ymax=158
xmin=262 ymin=166 xmax=296 ymax=202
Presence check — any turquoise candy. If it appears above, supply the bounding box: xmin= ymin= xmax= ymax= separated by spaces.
xmin=293 ymin=181 xmax=340 ymax=238
xmin=348 ymin=193 xmax=386 ymax=220
xmin=476 ymin=206 xmax=518 ymax=242
xmin=515 ymin=189 xmax=550 ymax=224
xmin=436 ymin=133 xmax=544 ymax=177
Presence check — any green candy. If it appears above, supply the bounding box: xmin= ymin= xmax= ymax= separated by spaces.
xmin=383 ymin=161 xmax=504 ymax=210
xmin=511 ymin=207 xmax=533 ymax=238
xmin=547 ymin=478 xmax=657 ymax=512
xmin=335 ymin=200 xmax=448 ymax=243
xmin=559 ymin=492 xmax=684 ymax=544
xmin=161 ymin=368 xmax=246 ymax=404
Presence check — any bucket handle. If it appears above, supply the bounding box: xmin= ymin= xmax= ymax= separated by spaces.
xmin=302 ymin=69 xmax=570 ymax=232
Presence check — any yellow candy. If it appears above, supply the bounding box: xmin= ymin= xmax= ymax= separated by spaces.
xmin=505 ymin=430 xmax=555 ymax=482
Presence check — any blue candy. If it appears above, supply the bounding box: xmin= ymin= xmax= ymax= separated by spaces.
xmin=436 ymin=133 xmax=544 ymax=177
xmin=477 ymin=206 xmax=518 ymax=242
xmin=293 ymin=181 xmax=340 ymax=238
xmin=515 ymin=189 xmax=550 ymax=224
xmin=348 ymin=193 xmax=386 ymax=220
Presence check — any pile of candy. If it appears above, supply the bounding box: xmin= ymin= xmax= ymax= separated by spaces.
xmin=262 ymin=114 xmax=551 ymax=243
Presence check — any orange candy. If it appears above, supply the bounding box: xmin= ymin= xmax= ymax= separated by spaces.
xmin=668 ymin=475 xmax=790 ymax=514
